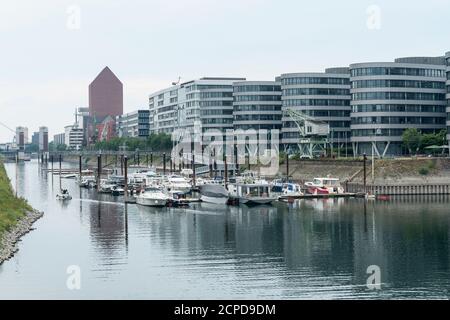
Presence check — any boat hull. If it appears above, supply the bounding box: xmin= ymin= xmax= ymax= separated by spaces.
xmin=239 ymin=197 xmax=276 ymax=206
xmin=136 ymin=197 xmax=168 ymax=207
xmin=200 ymin=195 xmax=228 ymax=205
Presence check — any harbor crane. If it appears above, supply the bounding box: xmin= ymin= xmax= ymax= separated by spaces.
xmin=283 ymin=108 xmax=330 ymax=158
xmin=0 ymin=120 xmax=17 ymax=145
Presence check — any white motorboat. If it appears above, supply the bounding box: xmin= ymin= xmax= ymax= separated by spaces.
xmin=199 ymin=183 xmax=229 ymax=204
xmin=164 ymin=175 xmax=192 ymax=194
xmin=136 ymin=187 xmax=169 ymax=207
xmin=98 ymin=180 xmax=116 ymax=193
xmin=56 ymin=189 xmax=72 ymax=200
xmin=111 ymin=185 xmax=125 ymax=196
xmin=62 ymin=173 xmax=77 ymax=179
xmin=79 ymin=176 xmax=96 ymax=188
xmin=281 ymin=183 xmax=304 ymax=197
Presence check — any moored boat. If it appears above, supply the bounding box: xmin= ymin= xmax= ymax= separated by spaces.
xmin=199 ymin=183 xmax=229 ymax=204
xmin=305 ymin=177 xmax=344 ymax=195
xmin=228 ymin=182 xmax=277 ymax=205
xmin=136 ymin=187 xmax=169 ymax=207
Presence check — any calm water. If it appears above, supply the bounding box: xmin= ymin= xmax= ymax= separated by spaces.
xmin=1 ymin=161 xmax=450 ymax=299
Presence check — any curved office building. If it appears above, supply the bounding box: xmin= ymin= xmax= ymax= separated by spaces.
xmin=350 ymin=57 xmax=447 ymax=156
xmin=446 ymin=52 xmax=450 ymax=145
xmin=232 ymin=81 xmax=282 ymax=132
xmin=280 ymin=68 xmax=351 ymax=152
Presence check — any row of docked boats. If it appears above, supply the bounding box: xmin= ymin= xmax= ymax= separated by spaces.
xmin=68 ymin=166 xmax=347 ymax=207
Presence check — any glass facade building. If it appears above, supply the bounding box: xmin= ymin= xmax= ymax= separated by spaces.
xmin=232 ymin=81 xmax=282 ymax=132
xmin=446 ymin=52 xmax=450 ymax=145
xmin=350 ymin=57 xmax=447 ymax=156
xmin=149 ymin=77 xmax=245 ymax=135
xmin=116 ymin=110 xmax=150 ymax=138
xmin=280 ymin=68 xmax=351 ymax=152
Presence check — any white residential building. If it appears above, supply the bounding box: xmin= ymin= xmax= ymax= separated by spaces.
xmin=64 ymin=124 xmax=84 ymax=150
xmin=149 ymin=77 xmax=245 ymax=135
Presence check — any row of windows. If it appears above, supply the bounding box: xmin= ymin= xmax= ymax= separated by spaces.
xmin=158 ymin=112 xmax=176 ymax=120
xmin=155 ymin=105 xmax=175 ymax=113
xmin=283 ymin=99 xmax=350 ymax=107
xmin=185 ymin=84 xmax=232 ymax=92
xmin=283 ymin=88 xmax=350 ymax=96
xmin=352 ymin=104 xmax=446 ymax=113
xmin=352 ymin=92 xmax=445 ymax=101
xmin=186 ymin=92 xmax=233 ymax=99
xmin=202 ymin=118 xmax=233 ymax=124
xmin=351 ymin=116 xmax=445 ymax=125
xmin=234 ymin=115 xmax=282 ymax=121
xmin=352 ymin=79 xmax=445 ymax=89
xmin=234 ymin=105 xmax=281 ymax=112
xmin=235 ymin=124 xmax=281 ymax=130
xmin=282 ymin=131 xmax=350 ymax=139
xmin=284 ymin=120 xmax=349 ymax=128
xmin=234 ymin=95 xmax=281 ymax=102
xmin=201 ymin=109 xmax=233 ymax=116
xmin=281 ymin=77 xmax=349 ymax=86
xmin=200 ymin=101 xmax=233 ymax=107
xmin=352 ymin=129 xmax=405 ymax=137
xmin=233 ymin=85 xmax=281 ymax=92
xmin=351 ymin=67 xmax=445 ymax=78
xmin=285 ymin=110 xmax=350 ymax=118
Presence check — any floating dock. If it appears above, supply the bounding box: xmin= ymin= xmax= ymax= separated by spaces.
xmin=278 ymin=192 xmax=365 ymax=201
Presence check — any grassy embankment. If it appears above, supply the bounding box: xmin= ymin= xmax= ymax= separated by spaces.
xmin=0 ymin=161 xmax=32 ymax=244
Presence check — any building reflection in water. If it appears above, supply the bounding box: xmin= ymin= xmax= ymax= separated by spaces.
xmin=130 ymin=196 xmax=450 ymax=297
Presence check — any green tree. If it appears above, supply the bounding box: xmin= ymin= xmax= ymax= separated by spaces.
xmin=56 ymin=144 xmax=67 ymax=151
xmin=402 ymin=128 xmax=421 ymax=155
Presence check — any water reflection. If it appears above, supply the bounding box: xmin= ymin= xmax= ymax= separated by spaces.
xmin=1 ymin=161 xmax=450 ymax=299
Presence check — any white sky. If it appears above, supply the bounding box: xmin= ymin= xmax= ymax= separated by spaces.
xmin=1 ymin=0 xmax=449 ymax=142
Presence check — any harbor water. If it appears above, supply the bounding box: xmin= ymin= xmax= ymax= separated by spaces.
xmin=1 ymin=161 xmax=450 ymax=299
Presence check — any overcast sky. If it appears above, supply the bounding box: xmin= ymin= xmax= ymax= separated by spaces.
xmin=1 ymin=0 xmax=449 ymax=142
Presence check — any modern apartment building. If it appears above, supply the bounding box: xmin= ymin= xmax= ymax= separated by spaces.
xmin=15 ymin=126 xmax=28 ymax=150
xmin=53 ymin=133 xmax=65 ymax=146
xmin=232 ymin=81 xmax=282 ymax=132
xmin=64 ymin=124 xmax=84 ymax=150
xmin=39 ymin=126 xmax=49 ymax=152
xmin=116 ymin=110 xmax=150 ymax=138
xmin=280 ymin=68 xmax=351 ymax=152
xmin=446 ymin=52 xmax=450 ymax=145
xmin=149 ymin=77 xmax=245 ymax=135
xmin=350 ymin=57 xmax=447 ymax=156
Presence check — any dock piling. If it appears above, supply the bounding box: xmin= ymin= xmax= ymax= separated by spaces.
xmin=192 ymin=154 xmax=196 ymax=187
xmin=124 ymin=156 xmax=128 ymax=203
xmin=163 ymin=153 xmax=166 ymax=176
xmin=79 ymin=155 xmax=82 ymax=182
xmin=97 ymin=154 xmax=102 ymax=191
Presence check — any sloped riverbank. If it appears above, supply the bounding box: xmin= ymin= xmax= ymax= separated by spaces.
xmin=0 ymin=161 xmax=43 ymax=265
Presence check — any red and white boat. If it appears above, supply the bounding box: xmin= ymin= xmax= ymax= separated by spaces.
xmin=305 ymin=177 xmax=344 ymax=195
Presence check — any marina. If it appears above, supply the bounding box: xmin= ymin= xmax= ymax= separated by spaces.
xmin=1 ymin=160 xmax=450 ymax=299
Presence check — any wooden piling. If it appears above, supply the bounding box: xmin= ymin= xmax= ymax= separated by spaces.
xmin=124 ymin=156 xmax=128 ymax=202
xmin=163 ymin=153 xmax=166 ymax=176
xmin=286 ymin=153 xmax=289 ymax=181
xmin=79 ymin=155 xmax=82 ymax=182
xmin=97 ymin=154 xmax=102 ymax=191
xmin=59 ymin=154 xmax=62 ymax=190
xmin=192 ymin=154 xmax=196 ymax=187
xmin=224 ymin=155 xmax=228 ymax=187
